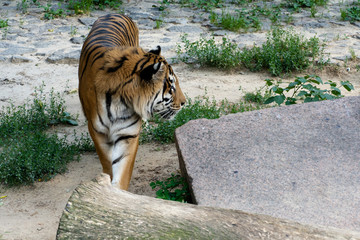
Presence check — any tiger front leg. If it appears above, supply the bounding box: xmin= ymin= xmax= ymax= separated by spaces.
xmin=110 ymin=135 xmax=140 ymax=190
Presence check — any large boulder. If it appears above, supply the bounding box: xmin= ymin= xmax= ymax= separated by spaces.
xmin=175 ymin=96 xmax=360 ymax=232
xmin=56 ymin=174 xmax=360 ymax=239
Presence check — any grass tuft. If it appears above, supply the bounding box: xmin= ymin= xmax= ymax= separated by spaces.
xmin=0 ymin=84 xmax=93 ymax=186
xmin=141 ymin=95 xmax=262 ymax=144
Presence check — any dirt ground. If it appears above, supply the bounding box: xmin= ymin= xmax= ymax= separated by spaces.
xmin=0 ymin=0 xmax=360 ymax=239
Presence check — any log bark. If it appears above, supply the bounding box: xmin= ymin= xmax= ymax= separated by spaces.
xmin=57 ymin=174 xmax=360 ymax=239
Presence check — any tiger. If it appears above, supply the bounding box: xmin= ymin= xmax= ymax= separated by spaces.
xmin=78 ymin=13 xmax=186 ymax=190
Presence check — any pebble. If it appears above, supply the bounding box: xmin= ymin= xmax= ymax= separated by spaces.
xmin=78 ymin=17 xmax=97 ymax=26
xmin=10 ymin=56 xmax=32 ymax=63
xmin=167 ymin=25 xmax=204 ymax=33
xmin=46 ymin=49 xmax=81 ymax=64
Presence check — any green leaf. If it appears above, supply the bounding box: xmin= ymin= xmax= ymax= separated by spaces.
xmin=272 ymin=86 xmax=284 ymax=94
xmin=304 ymin=97 xmax=315 ymax=103
xmin=285 ymin=97 xmax=297 ymax=105
xmin=322 ymin=93 xmax=335 ymax=100
xmin=265 ymin=79 xmax=274 ymax=86
xmin=341 ymin=81 xmax=354 ymax=91
xmin=297 ymin=90 xmax=308 ymax=97
xmin=296 ymin=76 xmax=307 ymax=83
xmin=287 ymin=81 xmax=299 ymax=89
xmin=264 ymin=96 xmax=275 ymax=104
xmin=274 ymin=95 xmax=286 ymax=105
xmin=61 ymin=118 xmax=78 ymax=126
xmin=331 ymin=87 xmax=341 ymax=96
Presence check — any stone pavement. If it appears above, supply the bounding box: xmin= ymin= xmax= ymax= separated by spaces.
xmin=175 ymin=97 xmax=360 ymax=232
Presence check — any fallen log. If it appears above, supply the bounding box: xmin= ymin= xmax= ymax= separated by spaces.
xmin=57 ymin=174 xmax=360 ymax=239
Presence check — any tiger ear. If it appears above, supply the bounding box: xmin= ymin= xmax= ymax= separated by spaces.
xmin=139 ymin=62 xmax=162 ymax=82
xmin=149 ymin=45 xmax=161 ymax=55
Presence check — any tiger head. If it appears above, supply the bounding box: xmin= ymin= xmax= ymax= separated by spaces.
xmin=100 ymin=46 xmax=186 ymax=121
xmin=141 ymin=46 xmax=186 ymax=120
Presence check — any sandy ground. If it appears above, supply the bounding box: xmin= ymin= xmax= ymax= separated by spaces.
xmin=0 ymin=0 xmax=360 ymax=239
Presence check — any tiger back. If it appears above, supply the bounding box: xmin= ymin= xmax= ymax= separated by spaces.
xmin=78 ymin=13 xmax=186 ymax=190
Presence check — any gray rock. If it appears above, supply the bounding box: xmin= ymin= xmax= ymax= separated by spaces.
xmin=163 ymin=18 xmax=188 ymax=25
xmin=46 ymin=49 xmax=80 ymax=64
xmin=128 ymin=12 xmax=153 ymax=20
xmin=57 ymin=174 xmax=360 ymax=240
xmin=351 ymin=22 xmax=360 ymax=28
xmin=175 ymin=97 xmax=360 ymax=232
xmin=70 ymin=37 xmax=84 ymax=44
xmin=78 ymin=17 xmax=97 ymax=26
xmin=212 ymin=30 xmax=231 ymax=36
xmin=159 ymin=37 xmax=171 ymax=43
xmin=10 ymin=56 xmax=32 ymax=63
xmin=167 ymin=25 xmax=204 ymax=33
xmin=0 ymin=46 xmax=36 ymax=56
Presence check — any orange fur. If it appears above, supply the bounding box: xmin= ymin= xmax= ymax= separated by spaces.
xmin=78 ymin=14 xmax=185 ymax=190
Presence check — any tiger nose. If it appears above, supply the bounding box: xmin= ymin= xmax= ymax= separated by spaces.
xmin=181 ymin=100 xmax=185 ymax=106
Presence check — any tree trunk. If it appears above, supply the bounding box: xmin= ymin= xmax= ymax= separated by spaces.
xmin=57 ymin=174 xmax=360 ymax=239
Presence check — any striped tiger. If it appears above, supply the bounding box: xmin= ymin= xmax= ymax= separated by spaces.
xmin=78 ymin=13 xmax=186 ymax=190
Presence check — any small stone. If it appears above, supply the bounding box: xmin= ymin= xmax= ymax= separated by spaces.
xmin=46 ymin=49 xmax=80 ymax=64
xmin=78 ymin=17 xmax=97 ymax=26
xmin=10 ymin=56 xmax=32 ymax=63
xmin=167 ymin=25 xmax=204 ymax=33
xmin=0 ymin=46 xmax=36 ymax=56
xmin=212 ymin=30 xmax=230 ymax=36
xmin=159 ymin=37 xmax=171 ymax=43
xmin=70 ymin=37 xmax=84 ymax=44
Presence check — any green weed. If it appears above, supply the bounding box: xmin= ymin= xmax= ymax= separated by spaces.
xmin=150 ymin=173 xmax=190 ymax=203
xmin=210 ymin=10 xmax=261 ymax=32
xmin=67 ymin=0 xmax=93 ymax=14
xmin=179 ymin=0 xmax=223 ymax=11
xmin=0 ymin=85 xmax=93 ymax=186
xmin=341 ymin=0 xmax=360 ymax=22
xmin=286 ymin=0 xmax=328 ymax=11
xmin=0 ymin=19 xmax=8 ymax=29
xmin=240 ymin=28 xmax=327 ymax=76
xmin=141 ymin=95 xmax=261 ymax=144
xmin=177 ymin=34 xmax=242 ymax=69
xmin=243 ymin=86 xmax=271 ymax=104
xmin=42 ymin=3 xmax=66 ymax=20
xmin=264 ymin=75 xmax=354 ymax=105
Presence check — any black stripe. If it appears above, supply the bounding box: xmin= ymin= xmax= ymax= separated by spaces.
xmin=91 ymin=51 xmax=105 ymax=67
xmin=122 ymin=78 xmax=133 ymax=88
xmin=90 ymin=121 xmax=107 ymax=136
xmin=123 ymin=117 xmax=140 ymax=130
xmin=131 ymin=58 xmax=143 ymax=75
xmin=150 ymin=90 xmax=160 ymax=112
xmin=112 ymin=154 xmax=126 ymax=165
xmin=106 ymin=56 xmax=128 ymax=73
xmin=98 ymin=114 xmax=109 ymax=130
xmin=106 ymin=91 xmax=113 ymax=122
xmin=114 ymin=134 xmax=138 ymax=145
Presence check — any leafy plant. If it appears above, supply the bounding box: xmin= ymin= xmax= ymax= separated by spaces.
xmin=42 ymin=3 xmax=66 ymax=20
xmin=210 ymin=9 xmax=261 ymax=32
xmin=286 ymin=0 xmax=328 ymax=11
xmin=150 ymin=173 xmax=190 ymax=202
xmin=177 ymin=34 xmax=242 ymax=69
xmin=67 ymin=0 xmax=93 ymax=14
xmin=240 ymin=27 xmax=327 ymax=76
xmin=17 ymin=0 xmax=30 ymax=14
xmin=141 ymin=95 xmax=261 ymax=143
xmin=264 ymin=75 xmax=354 ymax=105
xmin=0 ymin=19 xmax=8 ymax=28
xmin=152 ymin=0 xmax=173 ymax=11
xmin=341 ymin=0 xmax=360 ymax=22
xmin=179 ymin=0 xmax=223 ymax=11
xmin=243 ymin=86 xmax=271 ymax=104
xmin=0 ymin=84 xmax=93 ymax=186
